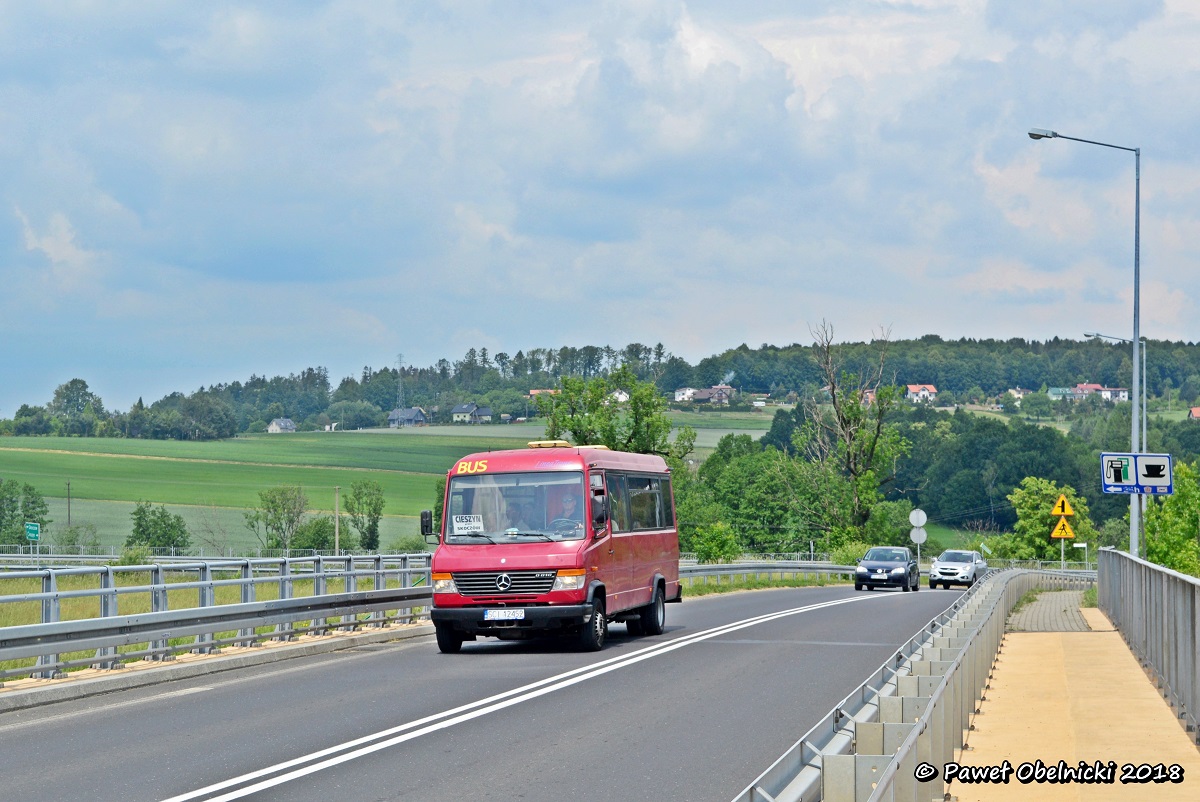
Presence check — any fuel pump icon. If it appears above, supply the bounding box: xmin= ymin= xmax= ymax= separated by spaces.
xmin=1105 ymin=457 xmax=1129 ymax=484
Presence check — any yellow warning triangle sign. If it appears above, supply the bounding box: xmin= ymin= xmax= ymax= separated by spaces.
xmin=1051 ymin=494 xmax=1075 ymax=517
xmin=1051 ymin=517 xmax=1076 ymax=539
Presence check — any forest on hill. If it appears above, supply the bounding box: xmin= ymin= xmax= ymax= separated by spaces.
xmin=6 ymin=335 xmax=1200 ymax=441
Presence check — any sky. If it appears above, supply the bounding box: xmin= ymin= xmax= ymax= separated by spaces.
xmin=3 ymin=0 xmax=1199 ymax=415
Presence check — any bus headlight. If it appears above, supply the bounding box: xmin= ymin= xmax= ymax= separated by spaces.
xmin=551 ymin=569 xmax=587 ymax=592
xmin=432 ymin=573 xmax=458 ymax=594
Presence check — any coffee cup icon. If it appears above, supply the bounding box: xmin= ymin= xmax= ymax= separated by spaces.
xmin=1142 ymin=464 xmax=1166 ymax=479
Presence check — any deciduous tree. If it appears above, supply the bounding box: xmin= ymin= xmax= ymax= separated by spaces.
xmin=127 ymin=501 xmax=190 ymax=551
xmin=244 ymin=486 xmax=309 ymax=551
xmin=1143 ymin=462 xmax=1200 ymax=576
xmin=343 ymin=479 xmax=385 ymax=551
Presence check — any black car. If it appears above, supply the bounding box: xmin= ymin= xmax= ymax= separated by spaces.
xmin=854 ymin=546 xmax=920 ymax=592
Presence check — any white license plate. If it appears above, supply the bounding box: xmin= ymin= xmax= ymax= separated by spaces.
xmin=484 ymin=609 xmax=525 ymax=621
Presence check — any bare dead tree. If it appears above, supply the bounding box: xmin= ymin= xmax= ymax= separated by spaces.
xmin=804 ymin=321 xmax=907 ymax=528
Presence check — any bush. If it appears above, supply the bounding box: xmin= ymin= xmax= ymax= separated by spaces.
xmin=52 ymin=523 xmax=102 ymax=553
xmin=292 ymin=517 xmax=336 ymax=551
xmin=694 ymin=521 xmax=742 ymax=564
xmin=386 ymin=534 xmax=429 ymax=554
xmin=116 ymin=545 xmax=152 ymax=566
xmin=830 ymin=540 xmax=871 ymax=567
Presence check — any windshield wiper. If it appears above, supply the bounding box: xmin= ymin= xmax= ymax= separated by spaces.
xmin=511 ymin=532 xmax=554 ymax=541
xmin=456 ymin=533 xmax=497 ymax=543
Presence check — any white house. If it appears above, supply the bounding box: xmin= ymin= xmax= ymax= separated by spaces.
xmin=675 ymin=387 xmax=696 ymax=403
xmin=267 ymin=418 xmax=296 ymax=433
xmin=905 ymin=384 xmax=937 ymax=403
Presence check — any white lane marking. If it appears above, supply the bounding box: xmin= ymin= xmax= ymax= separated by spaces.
xmin=0 ymin=687 xmax=212 ymax=734
xmin=162 ymin=594 xmax=882 ymax=802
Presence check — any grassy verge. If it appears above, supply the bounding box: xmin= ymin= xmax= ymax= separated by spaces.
xmin=681 ymin=572 xmax=850 ymax=597
xmin=1081 ymin=586 xmax=1098 ymax=608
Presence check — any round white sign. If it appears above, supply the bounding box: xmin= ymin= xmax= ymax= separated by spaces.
xmin=909 ymin=526 xmax=928 ymax=545
xmin=909 ymin=508 xmax=928 ymax=527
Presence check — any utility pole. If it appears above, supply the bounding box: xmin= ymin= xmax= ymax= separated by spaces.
xmin=334 ymin=485 xmax=340 ymax=555
xmin=66 ymin=480 xmax=71 ymax=526
xmin=396 ymin=353 xmax=405 ymax=421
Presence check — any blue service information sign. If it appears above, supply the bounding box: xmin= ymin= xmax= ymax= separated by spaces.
xmin=1100 ymin=452 xmax=1174 ymax=495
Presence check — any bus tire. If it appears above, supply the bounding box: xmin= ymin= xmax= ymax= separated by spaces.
xmin=435 ymin=623 xmax=463 ymax=654
xmin=638 ymin=585 xmax=666 ymax=636
xmin=578 ymin=599 xmax=606 ymax=651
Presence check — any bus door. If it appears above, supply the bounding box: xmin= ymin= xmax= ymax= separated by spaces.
xmin=599 ymin=473 xmax=636 ymax=611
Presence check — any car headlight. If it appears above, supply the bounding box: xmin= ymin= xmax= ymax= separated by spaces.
xmin=856 ymin=566 xmax=868 ymax=573
xmin=432 ymin=572 xmax=458 ymax=594
xmin=551 ymin=569 xmax=587 ymax=592
xmin=890 ymin=567 xmax=906 ymax=574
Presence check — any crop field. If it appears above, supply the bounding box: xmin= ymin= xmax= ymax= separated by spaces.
xmin=0 ymin=431 xmax=533 ymax=551
xmin=0 ymin=415 xmax=770 ymax=552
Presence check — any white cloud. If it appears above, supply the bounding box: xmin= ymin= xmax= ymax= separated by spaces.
xmin=4 ymin=0 xmax=1200 ymax=414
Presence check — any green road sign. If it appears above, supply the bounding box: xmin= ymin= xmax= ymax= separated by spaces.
xmin=25 ymin=521 xmax=40 ymax=541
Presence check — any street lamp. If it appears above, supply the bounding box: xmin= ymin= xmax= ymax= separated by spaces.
xmin=1084 ymin=331 xmax=1147 ymax=452
xmin=1032 ymin=127 xmax=1141 ymax=557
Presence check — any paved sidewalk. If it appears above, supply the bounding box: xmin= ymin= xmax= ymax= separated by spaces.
xmin=951 ymin=591 xmax=1200 ymax=801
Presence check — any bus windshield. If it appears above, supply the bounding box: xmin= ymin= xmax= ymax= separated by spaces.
xmin=445 ymin=471 xmax=587 ymax=543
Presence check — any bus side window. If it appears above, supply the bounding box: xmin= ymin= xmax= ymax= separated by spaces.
xmin=628 ymin=476 xmax=663 ymax=530
xmin=607 ymin=475 xmax=631 ymax=533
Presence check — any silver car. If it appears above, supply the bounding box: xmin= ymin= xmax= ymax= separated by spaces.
xmin=928 ymin=550 xmax=987 ymax=589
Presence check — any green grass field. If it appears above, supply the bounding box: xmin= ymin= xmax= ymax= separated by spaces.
xmin=0 ymin=431 xmax=535 ymax=552
xmin=0 ymin=413 xmax=770 ymax=553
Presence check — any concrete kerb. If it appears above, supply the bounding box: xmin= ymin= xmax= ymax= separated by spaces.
xmin=0 ymin=622 xmax=434 ymax=714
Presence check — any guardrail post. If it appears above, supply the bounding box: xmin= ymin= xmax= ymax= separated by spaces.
xmin=193 ymin=563 xmax=217 ymax=654
xmin=237 ymin=560 xmax=259 ymax=647
xmin=92 ymin=566 xmax=121 ymax=670
xmin=341 ymin=555 xmax=359 ymax=631
xmin=370 ymin=555 xmax=386 ymax=628
xmin=148 ymin=565 xmax=173 ymax=661
xmin=275 ymin=559 xmax=294 ymax=641
xmin=311 ymin=556 xmax=327 ymax=635
xmin=34 ymin=570 xmax=62 ymax=679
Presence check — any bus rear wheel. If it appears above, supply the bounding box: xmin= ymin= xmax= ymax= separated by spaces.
xmin=638 ymin=586 xmax=666 ymax=636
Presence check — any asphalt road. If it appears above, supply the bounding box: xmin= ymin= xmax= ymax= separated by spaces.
xmin=0 ymin=585 xmax=963 ymax=802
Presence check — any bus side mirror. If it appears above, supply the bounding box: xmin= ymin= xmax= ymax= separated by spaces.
xmin=591 ymin=494 xmax=608 ymax=531
xmin=420 ymin=510 xmax=438 ymax=545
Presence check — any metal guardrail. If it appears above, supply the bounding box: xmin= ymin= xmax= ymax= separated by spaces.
xmin=1098 ymin=547 xmax=1199 ymax=740
xmin=0 ymin=554 xmax=432 ymax=682
xmin=730 ymin=568 xmax=1096 ymax=802
xmin=680 ymin=562 xmax=857 ymax=585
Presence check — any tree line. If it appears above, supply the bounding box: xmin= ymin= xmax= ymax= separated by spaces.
xmin=8 ymin=336 xmax=1200 ymax=440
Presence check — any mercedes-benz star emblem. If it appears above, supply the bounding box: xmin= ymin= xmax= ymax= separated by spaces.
xmin=496 ymin=573 xmax=512 ymax=591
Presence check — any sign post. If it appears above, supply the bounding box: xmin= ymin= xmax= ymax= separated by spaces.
xmin=909 ymin=509 xmax=928 ymax=568
xmin=25 ymin=521 xmax=40 ymax=565
xmin=1049 ymin=497 xmax=1075 ymax=569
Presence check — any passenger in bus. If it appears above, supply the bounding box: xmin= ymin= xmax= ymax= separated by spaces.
xmin=505 ymin=502 xmax=531 ymax=531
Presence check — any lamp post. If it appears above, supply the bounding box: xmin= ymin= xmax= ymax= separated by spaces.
xmin=1032 ymin=128 xmax=1141 ymax=557
xmin=1084 ymin=331 xmax=1147 ymax=453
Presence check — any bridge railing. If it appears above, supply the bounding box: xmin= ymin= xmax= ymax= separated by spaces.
xmin=0 ymin=554 xmax=431 ymax=682
xmin=1098 ymin=547 xmax=1199 ymax=740
xmin=731 ymin=568 xmax=1096 ymax=802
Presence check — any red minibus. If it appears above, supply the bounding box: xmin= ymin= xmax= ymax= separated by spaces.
xmin=421 ymin=441 xmax=681 ymax=652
